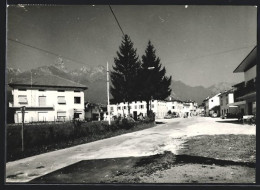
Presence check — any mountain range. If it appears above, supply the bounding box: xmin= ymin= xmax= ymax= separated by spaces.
xmin=6 ymin=63 xmax=234 ymax=105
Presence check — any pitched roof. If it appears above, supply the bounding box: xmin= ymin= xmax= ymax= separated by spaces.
xmin=233 ymin=46 xmax=257 ymax=73
xmin=9 ymin=74 xmax=88 ymax=89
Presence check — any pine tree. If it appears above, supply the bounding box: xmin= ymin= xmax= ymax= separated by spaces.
xmin=140 ymin=41 xmax=172 ymax=115
xmin=110 ymin=35 xmax=141 ymax=115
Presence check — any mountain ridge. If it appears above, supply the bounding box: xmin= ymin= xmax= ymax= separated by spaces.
xmin=6 ymin=65 xmax=234 ymax=105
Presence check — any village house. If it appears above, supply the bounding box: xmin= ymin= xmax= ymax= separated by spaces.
xmin=182 ymin=101 xmax=198 ymax=117
xmin=8 ymin=75 xmax=87 ymax=123
xmin=165 ymin=97 xmax=184 ymax=117
xmin=85 ymin=102 xmax=107 ymax=121
xmin=108 ymin=100 xmax=168 ymax=119
xmin=203 ymin=93 xmax=221 ymax=116
xmin=218 ymin=89 xmax=238 ymax=118
xmin=229 ymin=46 xmax=257 ymax=116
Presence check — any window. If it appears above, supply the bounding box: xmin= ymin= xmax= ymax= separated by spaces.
xmin=58 ymin=90 xmax=65 ymax=92
xmin=123 ymin=106 xmax=127 ymax=109
xmin=39 ymin=96 xmax=46 ymax=106
xmin=211 ymin=100 xmax=213 ymax=102
xmin=58 ymin=96 xmax=66 ymax=104
xmin=118 ymin=106 xmax=121 ymax=110
xmin=152 ymin=105 xmax=154 ymax=108
xmin=18 ymin=95 xmax=28 ymax=104
xmin=57 ymin=111 xmax=66 ymax=120
xmin=74 ymin=97 xmax=81 ymax=104
xmin=74 ymin=112 xmax=82 ymax=119
xmin=172 ymin=106 xmax=175 ymax=109
xmin=140 ymin=105 xmax=144 ymax=109
xmin=135 ymin=105 xmax=137 ymax=109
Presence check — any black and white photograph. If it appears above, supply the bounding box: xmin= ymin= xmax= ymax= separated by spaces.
xmin=5 ymin=4 xmax=257 ymax=184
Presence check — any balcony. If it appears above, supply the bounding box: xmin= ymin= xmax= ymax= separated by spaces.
xmin=234 ymin=78 xmax=256 ymax=101
xmin=8 ymin=102 xmax=54 ymax=110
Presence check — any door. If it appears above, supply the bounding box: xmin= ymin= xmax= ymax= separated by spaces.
xmin=133 ymin=111 xmax=137 ymax=121
xmin=248 ymin=102 xmax=253 ymax=115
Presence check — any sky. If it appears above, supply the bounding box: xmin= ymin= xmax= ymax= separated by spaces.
xmin=6 ymin=5 xmax=257 ymax=87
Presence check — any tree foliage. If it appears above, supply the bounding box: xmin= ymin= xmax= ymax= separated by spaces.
xmin=139 ymin=41 xmax=172 ymax=114
xmin=110 ymin=35 xmax=141 ymax=113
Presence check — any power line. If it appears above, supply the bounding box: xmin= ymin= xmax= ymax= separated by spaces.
xmin=108 ymin=5 xmax=125 ymax=36
xmin=170 ymin=45 xmax=255 ymax=64
xmin=7 ymin=38 xmax=88 ymax=66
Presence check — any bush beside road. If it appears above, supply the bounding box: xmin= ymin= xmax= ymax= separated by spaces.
xmin=7 ymin=119 xmax=155 ymax=162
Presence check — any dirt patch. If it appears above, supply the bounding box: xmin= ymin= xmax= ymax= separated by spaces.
xmin=28 ymin=134 xmax=256 ymax=184
xmin=178 ymin=134 xmax=256 ymax=163
xmin=29 ymin=151 xmax=255 ymax=183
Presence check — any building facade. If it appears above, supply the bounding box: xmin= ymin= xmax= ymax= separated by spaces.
xmin=166 ymin=100 xmax=184 ymax=117
xmin=203 ymin=93 xmax=221 ymax=116
xmin=231 ymin=46 xmax=257 ymax=116
xmin=219 ymin=90 xmax=238 ymax=117
xmin=109 ymin=100 xmax=168 ymax=119
xmin=9 ymin=75 xmax=87 ymax=123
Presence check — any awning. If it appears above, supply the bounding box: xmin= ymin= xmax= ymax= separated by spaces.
xmin=237 ymin=92 xmax=256 ymax=101
xmin=228 ymin=101 xmax=246 ymax=106
xmin=74 ymin=109 xmax=84 ymax=113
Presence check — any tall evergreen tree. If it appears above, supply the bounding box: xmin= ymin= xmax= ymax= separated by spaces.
xmin=140 ymin=41 xmax=172 ymax=115
xmin=110 ymin=35 xmax=141 ymax=115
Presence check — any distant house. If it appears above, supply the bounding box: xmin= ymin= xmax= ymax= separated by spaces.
xmin=165 ymin=97 xmax=184 ymax=117
xmin=8 ymin=74 xmax=87 ymax=123
xmin=203 ymin=93 xmax=221 ymax=116
xmin=109 ymin=100 xmax=168 ymax=119
xmin=230 ymin=46 xmax=257 ymax=116
xmin=218 ymin=89 xmax=238 ymax=117
xmin=85 ymin=102 xmax=107 ymax=121
xmin=182 ymin=101 xmax=198 ymax=117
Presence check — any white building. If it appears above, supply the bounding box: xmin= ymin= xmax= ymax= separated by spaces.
xmin=166 ymin=100 xmax=183 ymax=117
xmin=8 ymin=75 xmax=87 ymax=123
xmin=182 ymin=101 xmax=198 ymax=117
xmin=230 ymin=46 xmax=257 ymax=116
xmin=204 ymin=93 xmax=221 ymax=116
xmin=219 ymin=89 xmax=238 ymax=117
xmin=109 ymin=100 xmax=168 ymax=119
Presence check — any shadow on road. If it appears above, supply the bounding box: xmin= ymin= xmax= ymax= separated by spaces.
xmin=216 ymin=120 xmax=243 ymax=125
xmin=155 ymin=121 xmax=165 ymax=124
xmin=27 ymin=151 xmax=255 ymax=184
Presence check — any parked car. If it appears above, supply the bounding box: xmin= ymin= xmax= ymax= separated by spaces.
xmin=164 ymin=114 xmax=172 ymax=119
xmin=212 ymin=113 xmax=218 ymax=118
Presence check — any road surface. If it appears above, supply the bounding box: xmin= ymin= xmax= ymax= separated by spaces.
xmin=6 ymin=117 xmax=255 ymax=183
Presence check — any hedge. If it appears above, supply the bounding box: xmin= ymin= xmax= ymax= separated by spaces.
xmin=7 ymin=119 xmax=155 ymax=161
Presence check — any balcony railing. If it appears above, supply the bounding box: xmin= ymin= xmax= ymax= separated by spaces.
xmin=9 ymin=102 xmax=54 ymax=109
xmin=234 ymin=78 xmax=256 ymax=101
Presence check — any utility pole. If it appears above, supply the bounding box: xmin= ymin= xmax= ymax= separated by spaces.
xmin=20 ymin=106 xmax=25 ymax=151
xmin=107 ymin=62 xmax=111 ymax=125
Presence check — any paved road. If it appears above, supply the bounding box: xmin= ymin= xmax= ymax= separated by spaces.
xmin=6 ymin=117 xmax=255 ymax=183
